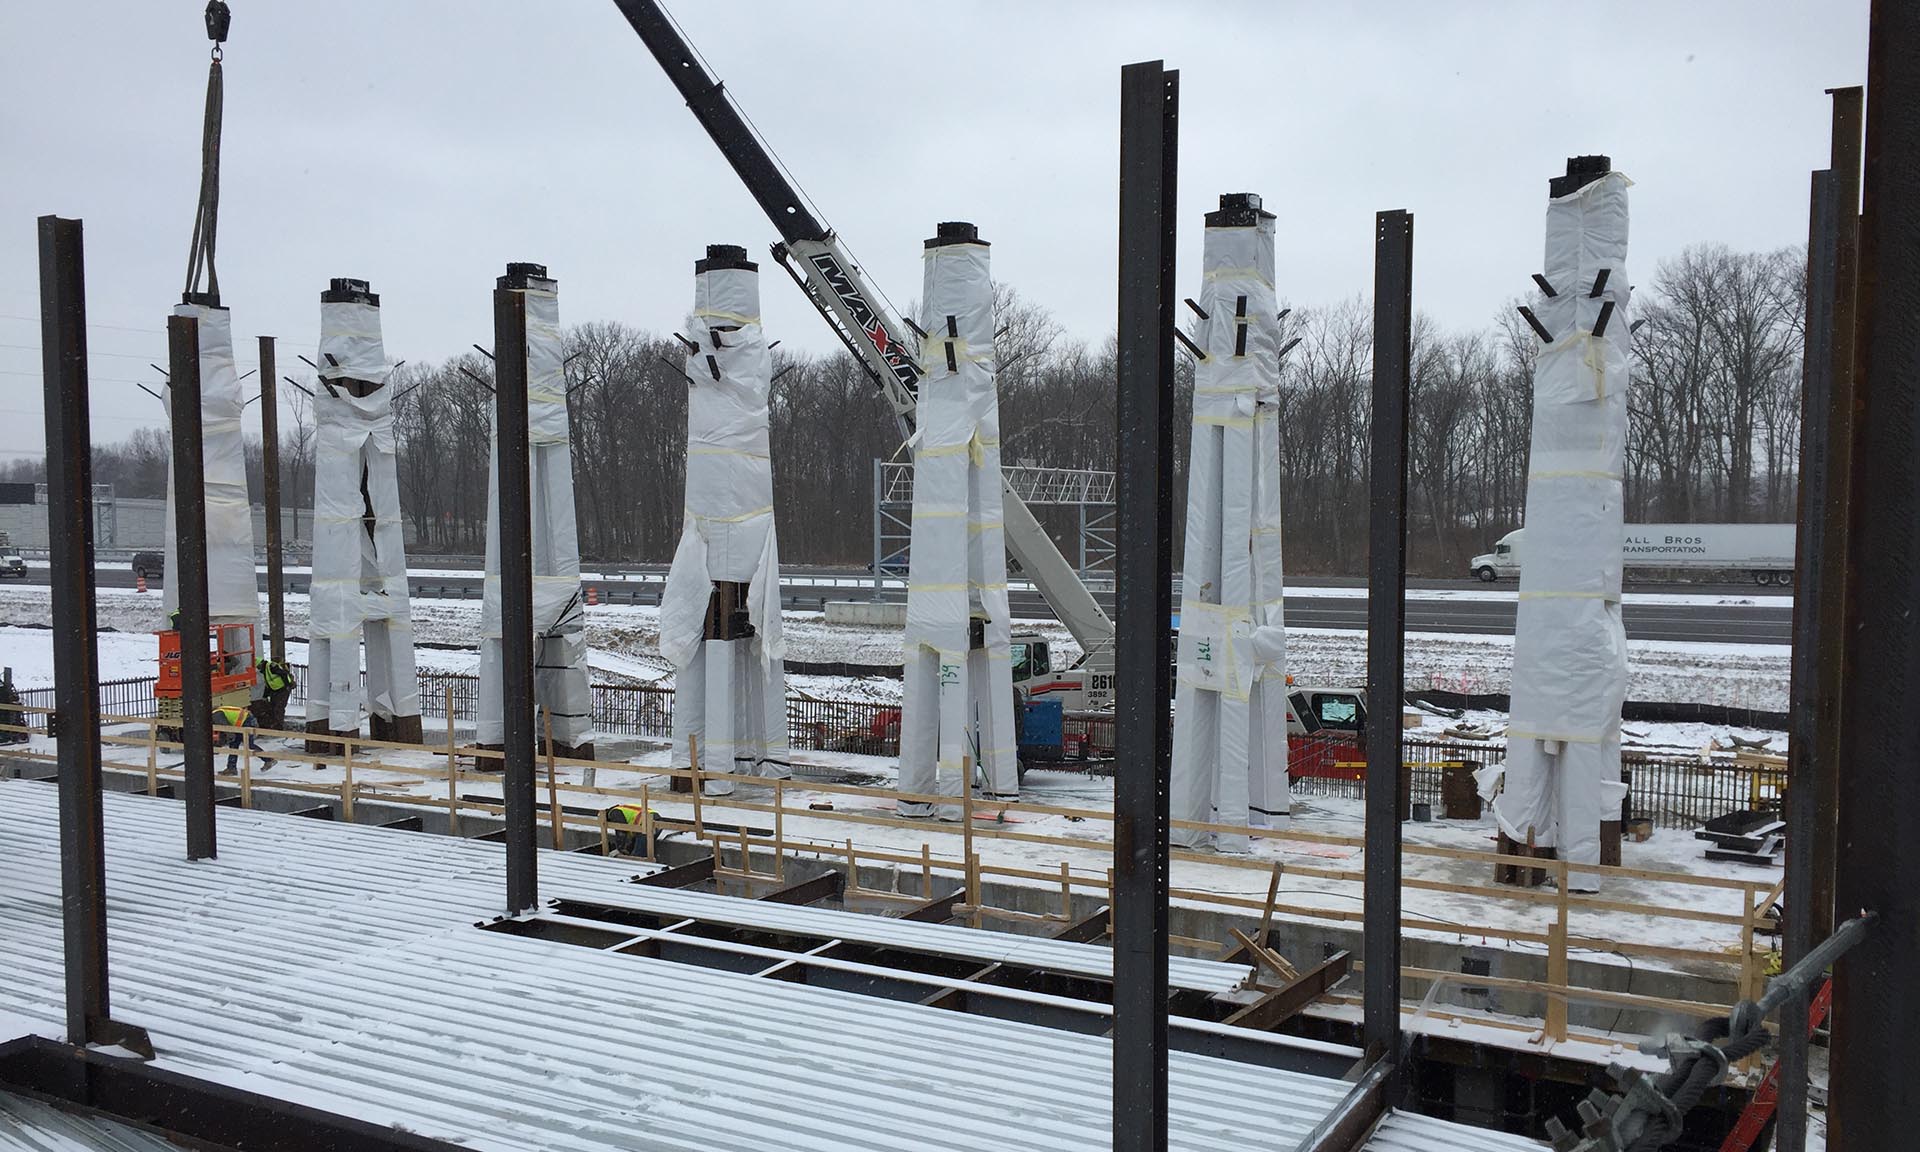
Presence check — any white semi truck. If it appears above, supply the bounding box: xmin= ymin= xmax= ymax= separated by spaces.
xmin=1469 ymin=524 xmax=1797 ymax=586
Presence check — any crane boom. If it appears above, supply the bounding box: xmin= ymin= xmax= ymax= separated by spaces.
xmin=612 ymin=0 xmax=1116 ymax=674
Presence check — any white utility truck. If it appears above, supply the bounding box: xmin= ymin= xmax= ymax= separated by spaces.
xmin=1470 ymin=524 xmax=1797 ymax=585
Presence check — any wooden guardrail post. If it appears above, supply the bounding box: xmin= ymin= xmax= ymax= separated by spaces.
xmin=640 ymin=784 xmax=654 ymax=862
xmin=544 ymin=708 xmax=562 ymax=850
xmin=340 ymin=734 xmax=355 ymax=822
xmin=773 ymin=778 xmax=786 ymax=880
xmin=145 ymin=720 xmax=159 ymax=796
xmin=1546 ymin=858 xmax=1570 ymax=1042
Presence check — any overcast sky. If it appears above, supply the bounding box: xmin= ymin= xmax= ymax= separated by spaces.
xmin=0 ymin=1 xmax=1868 ymax=459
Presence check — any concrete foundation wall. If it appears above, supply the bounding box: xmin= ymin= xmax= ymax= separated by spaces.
xmin=825 ymin=600 xmax=907 ymax=628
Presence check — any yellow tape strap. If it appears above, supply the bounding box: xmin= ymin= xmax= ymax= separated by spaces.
xmin=688 ymin=446 xmax=770 ymax=460
xmin=693 ymin=307 xmax=760 ymax=325
xmin=1194 ymin=415 xmax=1255 ymax=428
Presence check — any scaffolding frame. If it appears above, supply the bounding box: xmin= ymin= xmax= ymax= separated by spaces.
xmin=871 ymin=459 xmax=1115 ymax=598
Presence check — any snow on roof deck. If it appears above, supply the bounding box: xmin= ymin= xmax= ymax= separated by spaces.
xmin=0 ymin=779 xmax=1534 ymax=1151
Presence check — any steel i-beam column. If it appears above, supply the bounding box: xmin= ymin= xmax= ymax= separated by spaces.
xmin=1777 ymin=166 xmax=1841 ymax=1152
xmin=1112 ymin=57 xmax=1178 ymax=1152
xmin=259 ymin=335 xmax=285 ymax=664
xmin=169 ymin=314 xmax=215 ymax=861
xmin=494 ymin=284 xmax=537 ymax=915
xmin=1364 ymin=209 xmax=1414 ymax=1065
xmin=1811 ymin=85 xmax=1863 ymax=952
xmin=1831 ymin=5 xmax=1918 ymax=1149
xmin=40 ymin=216 xmax=113 ymax=1045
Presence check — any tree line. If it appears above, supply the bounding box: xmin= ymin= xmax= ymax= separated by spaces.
xmin=6 ymin=241 xmax=1807 ymax=577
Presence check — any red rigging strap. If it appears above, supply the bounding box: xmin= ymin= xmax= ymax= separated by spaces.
xmin=182 ymin=1 xmax=231 ymax=305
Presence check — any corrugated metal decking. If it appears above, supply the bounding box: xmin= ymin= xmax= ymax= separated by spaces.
xmin=0 ymin=780 xmax=1534 ymax=1151
xmin=0 ymin=1089 xmax=185 ymax=1152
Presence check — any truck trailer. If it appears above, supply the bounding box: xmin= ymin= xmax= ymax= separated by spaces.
xmin=1469 ymin=523 xmax=1796 ymax=585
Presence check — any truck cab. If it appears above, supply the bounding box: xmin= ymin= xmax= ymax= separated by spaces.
xmin=1010 ymin=632 xmax=1112 ymax=711
xmin=1470 ymin=529 xmax=1524 ymax=582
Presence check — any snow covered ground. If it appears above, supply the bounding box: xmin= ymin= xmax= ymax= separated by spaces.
xmin=0 ymin=578 xmax=1781 ymax=1011
xmin=0 ymin=583 xmax=1789 ymax=712
xmin=14 ymin=719 xmax=1768 ymax=985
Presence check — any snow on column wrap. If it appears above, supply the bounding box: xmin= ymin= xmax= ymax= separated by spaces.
xmin=307 ymin=285 xmax=420 ymax=734
xmin=1494 ymin=168 xmax=1632 ymax=892
xmin=478 ymin=267 xmax=593 ymax=751
xmin=659 ymin=248 xmax=789 ymax=792
xmin=1170 ymin=195 xmax=1290 ymax=851
xmin=898 ymin=225 xmax=1017 ymax=819
xmin=162 ymin=303 xmax=258 ymax=628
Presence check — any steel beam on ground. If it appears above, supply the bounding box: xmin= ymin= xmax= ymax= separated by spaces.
xmin=1111 ymin=57 xmax=1178 ymax=1152
xmin=494 ymin=285 xmax=537 ymax=915
xmin=634 ymin=855 xmax=717 ymax=889
xmin=758 ymin=871 xmax=844 ymax=906
xmin=1832 ymin=7 xmax=1918 ymax=1150
xmin=1779 ymin=165 xmax=1842 ymax=1152
xmin=1364 ymin=209 xmax=1413 ymax=1068
xmin=169 ymin=313 xmax=215 ymax=861
xmin=40 ymin=216 xmax=117 ymax=1049
xmin=259 ymin=335 xmax=285 ymax=663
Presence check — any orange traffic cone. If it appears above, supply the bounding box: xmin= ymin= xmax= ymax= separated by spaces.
xmin=585 ymin=585 xmax=598 ymax=607
xmin=136 ymin=573 xmax=147 ymax=594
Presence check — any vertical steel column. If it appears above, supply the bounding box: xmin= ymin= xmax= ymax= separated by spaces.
xmin=169 ymin=314 xmax=215 ymax=861
xmin=871 ymin=457 xmax=884 ymax=602
xmin=40 ymin=216 xmax=112 ymax=1044
xmin=1364 ymin=210 xmax=1414 ymax=1063
xmin=258 ymin=335 xmax=285 ymax=664
xmin=1776 ymin=167 xmax=1840 ymax=1152
xmin=1111 ymin=58 xmax=1177 ymax=1152
xmin=1832 ymin=5 xmax=1918 ymax=1149
xmin=495 ymin=284 xmax=538 ymax=915
xmin=1810 ymin=85 xmax=1863 ymax=951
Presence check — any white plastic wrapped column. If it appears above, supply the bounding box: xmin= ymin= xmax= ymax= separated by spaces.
xmin=478 ymin=267 xmax=594 ymax=752
xmin=1171 ymin=195 xmax=1290 ymax=851
xmin=307 ymin=285 xmax=421 ymax=735
xmin=162 ymin=303 xmax=258 ymax=630
xmin=1493 ymin=168 xmax=1633 ymax=893
xmin=898 ymin=224 xmax=1017 ymax=819
xmin=659 ymin=247 xmax=789 ymax=795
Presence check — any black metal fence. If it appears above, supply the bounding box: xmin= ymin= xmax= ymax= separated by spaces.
xmin=13 ymin=677 xmax=159 ymax=733
xmin=1289 ymin=738 xmax=1786 ymax=831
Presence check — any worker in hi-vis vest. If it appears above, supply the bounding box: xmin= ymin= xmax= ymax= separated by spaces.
xmin=213 ymin=703 xmax=274 ymax=775
xmin=252 ymin=655 xmax=297 ymax=727
xmin=605 ymin=804 xmax=659 ymax=856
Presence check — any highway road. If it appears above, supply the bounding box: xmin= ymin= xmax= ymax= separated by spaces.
xmin=19 ymin=561 xmax=1793 ymax=646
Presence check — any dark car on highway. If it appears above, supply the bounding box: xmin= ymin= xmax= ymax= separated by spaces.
xmin=132 ymin=551 xmax=165 ymax=582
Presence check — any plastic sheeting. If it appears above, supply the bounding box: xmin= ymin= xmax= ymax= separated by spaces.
xmin=478 ymin=271 xmax=593 ymax=750
xmin=898 ymin=231 xmax=1018 ymax=819
xmin=1171 ymin=201 xmax=1290 ymax=851
xmin=659 ymin=255 xmax=788 ymax=795
xmin=306 ymin=295 xmax=420 ymax=732
xmin=162 ymin=303 xmax=258 ymax=628
xmin=1492 ymin=171 xmax=1633 ymax=892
